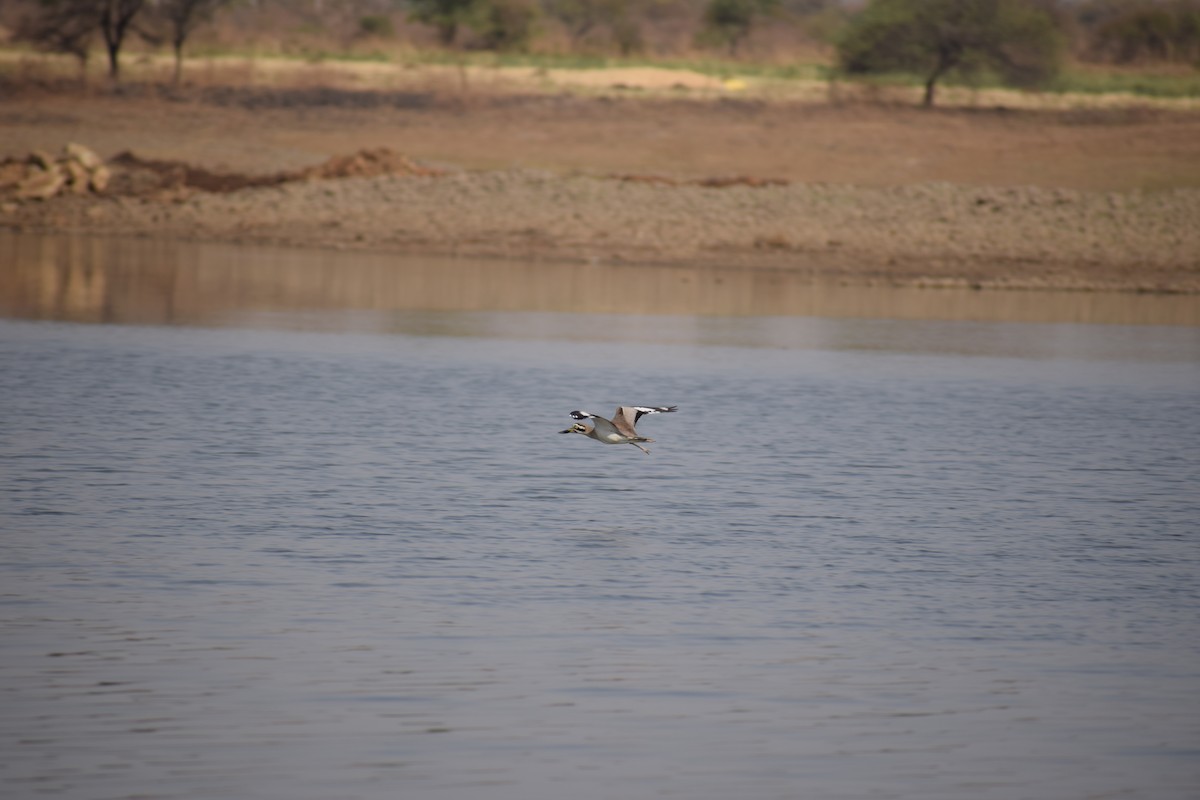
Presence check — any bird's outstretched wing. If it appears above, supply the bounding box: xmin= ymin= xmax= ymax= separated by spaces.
xmin=612 ymin=405 xmax=677 ymax=437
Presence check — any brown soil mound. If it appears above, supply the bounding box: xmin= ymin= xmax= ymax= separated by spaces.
xmin=106 ymin=147 xmax=443 ymax=197
xmin=301 ymin=148 xmax=444 ymax=181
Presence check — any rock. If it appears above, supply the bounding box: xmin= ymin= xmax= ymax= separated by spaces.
xmin=0 ymin=144 xmax=111 ymax=199
xmin=90 ymin=164 xmax=111 ymax=193
xmin=64 ymin=142 xmax=104 ymax=171
xmin=64 ymin=159 xmax=91 ymax=194
xmin=29 ymin=150 xmax=55 ymax=170
xmin=17 ymin=166 xmax=67 ymax=200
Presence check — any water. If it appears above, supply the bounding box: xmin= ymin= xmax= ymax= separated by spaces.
xmin=2 ymin=236 xmax=1200 ymax=800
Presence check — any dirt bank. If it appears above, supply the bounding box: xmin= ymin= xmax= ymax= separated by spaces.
xmin=2 ymin=82 xmax=1199 ymax=293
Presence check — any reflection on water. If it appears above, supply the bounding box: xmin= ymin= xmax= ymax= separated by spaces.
xmin=3 ymin=231 xmax=1198 ymax=330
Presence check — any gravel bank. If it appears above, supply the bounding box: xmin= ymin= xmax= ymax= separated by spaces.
xmin=5 ymin=167 xmax=1199 ymax=293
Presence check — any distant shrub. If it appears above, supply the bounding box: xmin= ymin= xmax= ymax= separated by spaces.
xmin=409 ymin=0 xmax=480 ymax=47
xmin=696 ymin=0 xmax=780 ymax=56
xmin=359 ymin=15 xmax=395 ymax=39
xmin=1092 ymin=5 xmax=1200 ymax=64
xmin=476 ymin=0 xmax=540 ymax=51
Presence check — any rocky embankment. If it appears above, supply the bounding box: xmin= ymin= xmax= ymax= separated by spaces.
xmin=1 ymin=143 xmax=111 ymax=201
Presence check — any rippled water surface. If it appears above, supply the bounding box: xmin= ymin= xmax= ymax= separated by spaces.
xmin=2 ymin=238 xmax=1200 ymax=800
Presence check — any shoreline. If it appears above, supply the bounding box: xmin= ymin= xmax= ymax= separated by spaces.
xmin=2 ymin=82 xmax=1199 ymax=297
xmin=4 ymin=167 xmax=1199 ymax=295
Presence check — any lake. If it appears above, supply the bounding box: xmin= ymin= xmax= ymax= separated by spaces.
xmin=2 ymin=232 xmax=1198 ymax=800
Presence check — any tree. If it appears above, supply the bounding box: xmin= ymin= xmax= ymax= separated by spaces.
xmin=544 ymin=0 xmax=643 ymax=53
xmin=153 ymin=0 xmax=230 ymax=85
xmin=545 ymin=0 xmax=604 ymax=45
xmin=15 ymin=0 xmax=145 ymax=83
xmin=100 ymin=0 xmax=146 ymax=83
xmin=408 ymin=0 xmax=480 ymax=46
xmin=15 ymin=1 xmax=97 ymax=81
xmin=476 ymin=0 xmax=540 ymax=50
xmin=697 ymin=0 xmax=779 ymax=56
xmin=837 ymin=0 xmax=1064 ymax=107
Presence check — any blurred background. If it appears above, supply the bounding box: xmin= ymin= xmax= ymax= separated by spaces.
xmin=1 ymin=0 xmax=1198 ymax=98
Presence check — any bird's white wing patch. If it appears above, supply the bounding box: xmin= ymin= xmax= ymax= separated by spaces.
xmin=630 ymin=405 xmax=678 ymax=423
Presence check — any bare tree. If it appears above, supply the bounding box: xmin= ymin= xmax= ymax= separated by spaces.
xmin=100 ymin=0 xmax=145 ymax=82
xmin=15 ymin=1 xmax=97 ymax=82
xmin=152 ymin=0 xmax=231 ymax=84
xmin=19 ymin=0 xmax=147 ymax=83
xmin=545 ymin=0 xmax=603 ymax=45
xmin=544 ymin=0 xmax=643 ymax=53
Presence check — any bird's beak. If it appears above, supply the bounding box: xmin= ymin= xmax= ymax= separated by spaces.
xmin=559 ymin=427 xmax=574 ymax=434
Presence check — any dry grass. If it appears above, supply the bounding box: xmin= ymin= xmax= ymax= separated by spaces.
xmin=4 ymin=48 xmax=1200 ymax=112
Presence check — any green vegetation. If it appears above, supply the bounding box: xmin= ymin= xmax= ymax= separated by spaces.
xmin=836 ymin=0 xmax=1064 ymax=107
xmin=476 ymin=0 xmax=541 ymax=51
xmin=695 ymin=0 xmax=780 ymax=56
xmin=358 ymin=15 xmax=396 ymax=39
xmin=1049 ymin=66 xmax=1200 ymax=98
xmin=407 ymin=0 xmax=481 ymax=47
xmin=1082 ymin=1 xmax=1200 ymax=64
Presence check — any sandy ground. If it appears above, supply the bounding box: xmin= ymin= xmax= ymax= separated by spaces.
xmin=3 ymin=69 xmax=1200 ymax=293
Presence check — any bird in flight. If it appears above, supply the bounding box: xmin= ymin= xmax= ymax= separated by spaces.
xmin=559 ymin=405 xmax=678 ymax=455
